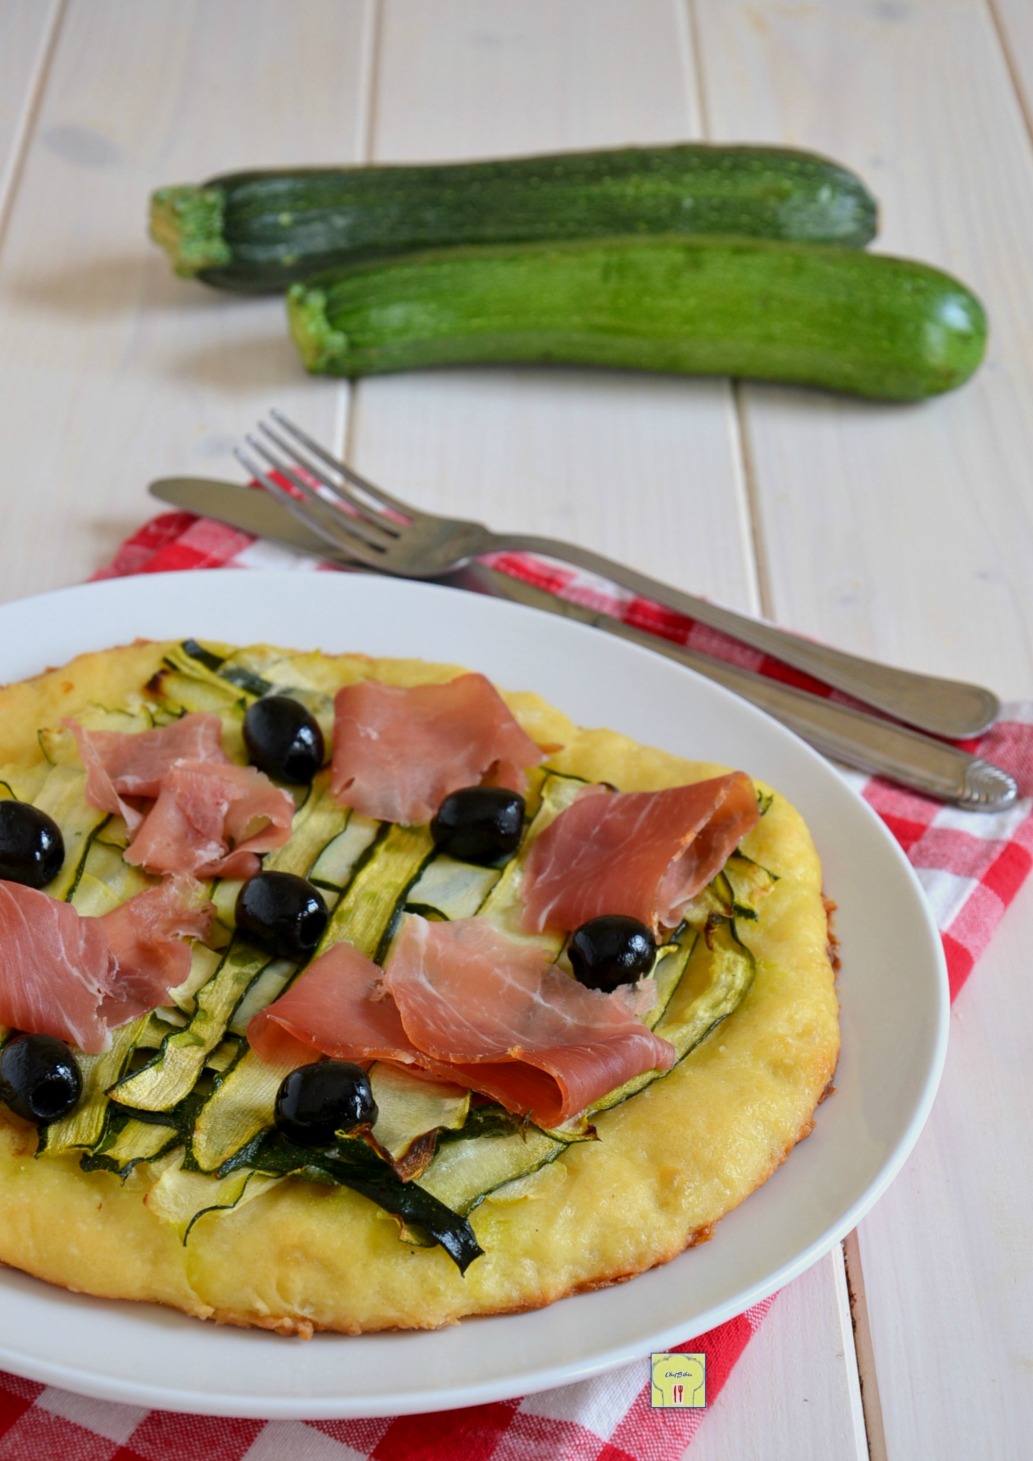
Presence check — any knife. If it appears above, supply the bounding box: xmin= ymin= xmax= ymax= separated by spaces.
xmin=148 ymin=476 xmax=1018 ymax=811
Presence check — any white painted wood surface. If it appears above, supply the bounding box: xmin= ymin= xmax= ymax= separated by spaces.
xmin=0 ymin=2 xmax=1028 ymax=1457
xmin=696 ymin=0 xmax=1033 ymax=698
xmin=0 ymin=2 xmax=59 ymax=224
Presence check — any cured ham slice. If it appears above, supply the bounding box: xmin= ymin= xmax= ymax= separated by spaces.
xmin=102 ymin=876 xmax=213 ymax=1021
xmin=247 ymin=941 xmax=416 ymax=1069
xmin=249 ymin=917 xmax=675 ymax=1128
xmin=68 ymin=713 xmax=229 ymax=832
xmin=124 ymin=762 xmax=294 ymax=879
xmin=0 ymin=878 xmax=214 ymax=1054
xmin=0 ymin=883 xmax=113 ymax=1054
xmin=331 ymin=674 xmax=544 ymax=825
xmin=383 ymin=917 xmax=675 ymax=1128
xmin=522 ymin=773 xmax=759 ymax=934
xmin=69 ymin=712 xmax=295 ymax=880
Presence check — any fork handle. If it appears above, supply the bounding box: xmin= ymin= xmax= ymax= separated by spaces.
xmin=623 ymin=632 xmax=1016 ymax=810
xmin=491 ymin=533 xmax=1000 ymax=738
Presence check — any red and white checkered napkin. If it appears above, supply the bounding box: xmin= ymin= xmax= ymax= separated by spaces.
xmin=1 ymin=512 xmax=1031 ymax=1461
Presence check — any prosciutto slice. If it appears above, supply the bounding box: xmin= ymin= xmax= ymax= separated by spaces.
xmin=102 ymin=876 xmax=213 ymax=1021
xmin=0 ymin=884 xmax=112 ymax=1055
xmin=68 ymin=712 xmax=293 ymax=879
xmin=383 ymin=917 xmax=675 ymax=1127
xmin=124 ymin=762 xmax=295 ymax=879
xmin=248 ymin=917 xmax=675 ymax=1128
xmin=522 ymin=773 xmax=759 ymax=934
xmin=331 ymin=674 xmax=544 ymax=825
xmin=0 ymin=877 xmax=213 ymax=1054
xmin=68 ymin=713 xmax=229 ymax=832
xmin=247 ymin=940 xmax=416 ymax=1069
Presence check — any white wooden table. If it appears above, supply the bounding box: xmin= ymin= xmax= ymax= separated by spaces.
xmin=1 ymin=3 xmax=1030 ymax=1456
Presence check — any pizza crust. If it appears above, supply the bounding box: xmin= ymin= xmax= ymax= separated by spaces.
xmin=0 ymin=640 xmax=839 ymax=1334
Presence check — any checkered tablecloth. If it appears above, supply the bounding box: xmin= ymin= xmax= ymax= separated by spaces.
xmin=1 ymin=511 xmax=1030 ymax=1460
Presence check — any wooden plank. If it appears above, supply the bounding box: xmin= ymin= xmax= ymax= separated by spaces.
xmin=691 ymin=1254 xmax=867 ymax=1461
xmin=364 ymin=7 xmax=865 ymax=1458
xmin=693 ymin=3 xmax=1033 ymax=1457
xmin=853 ymin=897 xmax=1033 ymax=1456
xmin=352 ymin=0 xmax=759 ymax=613
xmin=0 ymin=1 xmax=61 ymax=227
xmin=372 ymin=0 xmax=698 ymax=158
xmin=694 ymin=0 xmax=1033 ymax=699
xmin=0 ymin=0 xmax=372 ymax=601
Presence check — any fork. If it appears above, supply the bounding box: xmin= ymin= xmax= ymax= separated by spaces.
xmin=236 ymin=411 xmax=1000 ymax=740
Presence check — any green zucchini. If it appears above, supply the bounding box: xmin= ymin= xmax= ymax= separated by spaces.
xmin=415 ymin=917 xmax=755 ymax=1214
xmin=150 ymin=143 xmax=877 ymax=293
xmin=80 ymin=1114 xmax=181 ymax=1178
xmin=29 ymin=635 xmax=770 ymax=1270
xmin=144 ymin=1153 xmax=281 ymax=1243
xmin=417 ymin=1112 xmax=567 ymax=1216
xmin=287 ymin=234 xmax=987 ymax=400
xmin=185 ymin=773 xmax=576 ymax=1174
xmin=108 ymin=940 xmax=275 ymax=1112
xmin=39 ymin=1020 xmax=145 ymax=1156
xmin=218 ymin=1130 xmax=484 ymax=1270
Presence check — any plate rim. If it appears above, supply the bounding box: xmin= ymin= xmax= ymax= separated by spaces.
xmin=0 ymin=569 xmax=950 ymax=1418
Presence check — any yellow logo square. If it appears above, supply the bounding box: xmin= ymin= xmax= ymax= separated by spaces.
xmin=650 ymin=1352 xmax=706 ymax=1408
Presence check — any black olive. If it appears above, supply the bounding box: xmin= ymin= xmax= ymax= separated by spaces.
xmin=568 ymin=915 xmax=657 ymax=992
xmin=235 ymin=872 xmax=329 ymax=960
xmin=430 ymin=786 xmax=525 ymax=864
xmin=243 ymin=695 xmax=325 ymax=784
xmin=0 ymin=1033 xmax=82 ymax=1122
xmin=0 ymin=801 xmax=64 ymax=888
xmin=275 ymin=1060 xmax=378 ymax=1147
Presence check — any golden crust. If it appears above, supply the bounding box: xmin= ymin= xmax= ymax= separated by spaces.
xmin=0 ymin=640 xmax=839 ymax=1334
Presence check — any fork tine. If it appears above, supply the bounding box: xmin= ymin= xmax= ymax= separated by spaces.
xmin=268 ymin=408 xmax=419 ymax=520
xmin=232 ymin=444 xmax=343 ymax=547
xmin=256 ymin=420 xmax=400 ymax=539
xmin=235 ymin=442 xmax=390 ymax=565
xmin=244 ymin=432 xmax=397 ymax=556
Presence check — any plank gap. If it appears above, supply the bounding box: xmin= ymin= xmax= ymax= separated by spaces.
xmin=341 ymin=0 xmax=383 ymax=463
xmin=359 ymin=0 xmax=386 ymax=165
xmin=685 ymin=0 xmax=765 ymax=620
xmin=843 ymin=1229 xmax=889 ymax=1461
xmin=0 ymin=0 xmax=65 ymax=255
xmin=729 ymin=379 xmax=769 ymax=619
xmin=684 ymin=0 xmax=712 ymax=137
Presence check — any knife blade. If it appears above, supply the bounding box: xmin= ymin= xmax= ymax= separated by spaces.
xmin=148 ymin=476 xmax=1017 ymax=810
xmin=150 ymin=476 xmax=359 ymax=566
xmin=149 ymin=475 xmax=523 ymax=598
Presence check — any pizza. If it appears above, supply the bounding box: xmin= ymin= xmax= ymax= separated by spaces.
xmin=0 ymin=637 xmax=839 ymax=1336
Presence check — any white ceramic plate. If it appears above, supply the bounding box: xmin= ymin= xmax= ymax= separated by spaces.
xmin=0 ymin=570 xmax=949 ymax=1419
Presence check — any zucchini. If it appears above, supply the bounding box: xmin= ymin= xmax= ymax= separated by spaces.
xmin=364 ymin=1063 xmax=470 ymax=1179
xmin=39 ymin=1020 xmax=144 ymax=1155
xmin=218 ymin=1130 xmax=484 ymax=1270
xmin=150 ymin=143 xmax=877 ymax=293
xmin=418 ymin=1112 xmax=567 ymax=1216
xmin=29 ymin=632 xmax=769 ymax=1269
xmin=109 ymin=940 xmax=275 ymax=1112
xmin=414 ymin=917 xmax=755 ymax=1215
xmin=31 ymin=765 xmax=111 ymax=902
xmin=287 ymin=235 xmax=987 ymax=400
xmin=145 ymin=1152 xmax=280 ymax=1242
xmin=81 ymin=1114 xmax=181 ymax=1178
xmin=187 ymin=774 xmax=575 ymax=1174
